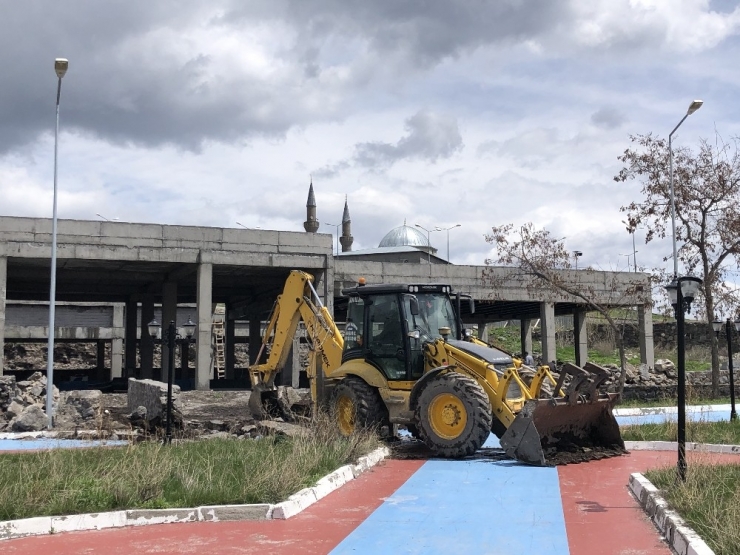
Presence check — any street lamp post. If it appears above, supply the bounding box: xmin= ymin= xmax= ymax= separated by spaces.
xmin=415 ymin=224 xmax=439 ymax=276
xmin=573 ymin=250 xmax=583 ymax=270
xmin=148 ymin=317 xmax=196 ymax=444
xmin=325 ymin=222 xmax=341 ymax=256
xmin=665 ymin=275 xmax=702 ymax=481
xmin=712 ymin=318 xmax=740 ymax=421
xmin=434 ymin=224 xmax=461 ymax=262
xmin=46 ymin=58 xmax=69 ymax=429
xmin=668 ymin=100 xmax=703 ymax=278
xmin=622 ymin=220 xmax=639 ymax=272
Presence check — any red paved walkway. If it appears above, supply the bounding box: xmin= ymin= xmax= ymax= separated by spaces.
xmin=3 ymin=460 xmax=425 ymax=555
xmin=4 ymin=451 xmax=739 ymax=554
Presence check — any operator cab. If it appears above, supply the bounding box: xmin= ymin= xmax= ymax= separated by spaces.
xmin=341 ymin=282 xmax=459 ymax=381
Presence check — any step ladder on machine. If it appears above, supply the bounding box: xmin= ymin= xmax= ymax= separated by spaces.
xmin=212 ymin=320 xmax=226 ymax=379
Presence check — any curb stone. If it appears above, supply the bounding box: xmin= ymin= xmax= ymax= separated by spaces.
xmin=628 ymin=473 xmax=715 ymax=555
xmin=625 ymin=441 xmax=740 ymax=454
xmin=0 ymin=446 xmax=390 ymax=540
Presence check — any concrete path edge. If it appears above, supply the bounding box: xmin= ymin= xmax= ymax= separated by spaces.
xmin=628 ymin=473 xmax=715 ymax=555
xmin=0 ymin=446 xmax=391 ymax=541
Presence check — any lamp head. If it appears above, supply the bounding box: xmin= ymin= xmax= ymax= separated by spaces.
xmin=665 ymin=279 xmax=678 ymax=311
xmin=183 ymin=316 xmax=196 ymax=339
xmin=147 ymin=318 xmax=160 ymax=339
xmin=679 ymin=275 xmax=702 ymax=306
xmin=55 ymin=58 xmax=68 ymax=79
xmin=687 ymin=100 xmax=703 ymax=115
xmin=712 ymin=320 xmax=724 ymax=335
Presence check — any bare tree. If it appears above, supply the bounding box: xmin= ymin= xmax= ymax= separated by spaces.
xmin=616 ymin=133 xmax=740 ymax=396
xmin=484 ymin=223 xmax=650 ymax=393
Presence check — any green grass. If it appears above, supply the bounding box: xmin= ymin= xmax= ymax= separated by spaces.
xmin=621 ymin=418 xmax=740 ymax=444
xmin=645 ymin=464 xmax=740 ymax=555
xmin=486 ymin=325 xmax=712 ymax=371
xmin=617 ymin=396 xmax=732 ymax=409
xmin=0 ymin=418 xmax=381 ymax=521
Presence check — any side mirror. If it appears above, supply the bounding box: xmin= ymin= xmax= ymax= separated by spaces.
xmin=409 ymin=296 xmax=420 ymax=316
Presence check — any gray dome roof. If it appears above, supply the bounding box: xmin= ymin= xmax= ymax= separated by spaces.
xmin=378 ymin=224 xmax=429 ymax=248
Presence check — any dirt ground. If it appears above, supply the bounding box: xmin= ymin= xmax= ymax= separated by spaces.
xmin=95 ymin=390 xmax=255 ymax=436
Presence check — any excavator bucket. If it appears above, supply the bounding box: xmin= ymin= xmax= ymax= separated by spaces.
xmin=500 ymin=363 xmax=625 ymax=466
xmin=248 ymin=384 xmax=312 ymax=422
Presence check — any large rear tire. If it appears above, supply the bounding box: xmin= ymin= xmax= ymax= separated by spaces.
xmin=333 ymin=377 xmax=389 ymax=436
xmin=416 ymin=372 xmax=492 ymax=458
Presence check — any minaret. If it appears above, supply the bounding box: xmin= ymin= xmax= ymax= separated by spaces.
xmin=303 ymin=178 xmax=319 ymax=233
xmin=339 ymin=195 xmax=353 ymax=252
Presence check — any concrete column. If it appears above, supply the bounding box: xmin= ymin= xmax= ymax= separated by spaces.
xmin=124 ymin=298 xmax=138 ymax=378
xmin=573 ymin=309 xmax=588 ymax=367
xmin=161 ymin=281 xmax=178 ymax=384
xmin=477 ymin=322 xmax=487 ymax=343
xmin=540 ymin=302 xmax=556 ymax=365
xmin=638 ymin=304 xmax=655 ymax=370
xmin=140 ymin=295 xmax=155 ymax=379
xmin=179 ymin=340 xmax=189 ymax=381
xmin=225 ymin=313 xmax=236 ymax=380
xmin=0 ymin=256 xmax=6 ymax=376
xmin=96 ymin=340 xmax=106 ymax=380
xmin=195 ymin=263 xmax=213 ymax=390
xmin=520 ymin=319 xmax=533 ymax=358
xmin=249 ymin=317 xmax=262 ymax=366
xmin=111 ymin=304 xmax=124 ymax=379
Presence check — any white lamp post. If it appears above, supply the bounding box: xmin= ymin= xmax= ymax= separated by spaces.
xmin=668 ymin=100 xmax=703 ymax=278
xmin=434 ymin=224 xmax=461 ymax=261
xmin=415 ymin=224 xmax=439 ymax=275
xmin=325 ymin=222 xmax=341 ymax=256
xmin=46 ymin=58 xmax=68 ymax=429
xmin=573 ymin=250 xmax=583 ymax=270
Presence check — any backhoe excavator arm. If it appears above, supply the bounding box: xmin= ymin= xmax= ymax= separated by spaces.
xmin=248 ymin=270 xmax=344 ymax=418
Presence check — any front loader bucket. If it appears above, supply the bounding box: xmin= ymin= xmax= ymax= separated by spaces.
xmin=500 ymin=394 xmax=624 ymax=466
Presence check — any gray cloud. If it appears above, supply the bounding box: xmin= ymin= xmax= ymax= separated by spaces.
xmin=354 ymin=110 xmax=463 ymax=167
xmin=591 ymin=107 xmax=627 ymax=130
xmin=313 ymin=110 xmax=462 ymax=177
xmin=2 ymin=0 xmax=738 ymax=157
xmin=0 ymin=1 xmax=566 ymax=154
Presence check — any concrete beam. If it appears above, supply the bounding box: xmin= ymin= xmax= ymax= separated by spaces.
xmin=574 ymin=309 xmax=588 ymax=367
xmin=125 ymin=299 xmax=137 ymax=379
xmin=540 ymin=302 xmax=556 ymax=365
xmin=111 ymin=304 xmax=124 ymax=379
xmin=140 ymin=295 xmax=154 ymax=379
xmin=520 ymin=319 xmax=533 ymax=357
xmin=0 ymin=256 xmax=6 ymax=375
xmin=195 ymin=262 xmax=213 ymax=390
xmin=638 ymin=304 xmax=655 ymax=371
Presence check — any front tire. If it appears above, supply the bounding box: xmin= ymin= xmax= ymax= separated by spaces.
xmin=333 ymin=377 xmax=388 ymax=436
xmin=415 ymin=372 xmax=492 ymax=458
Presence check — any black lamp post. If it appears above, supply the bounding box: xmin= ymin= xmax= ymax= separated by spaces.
xmin=665 ymin=275 xmax=702 ymax=481
xmin=712 ymin=318 xmax=740 ymax=421
xmin=148 ymin=317 xmax=196 ymax=444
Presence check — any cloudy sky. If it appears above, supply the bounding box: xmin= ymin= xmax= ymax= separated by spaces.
xmin=2 ymin=0 xmax=740 ymax=274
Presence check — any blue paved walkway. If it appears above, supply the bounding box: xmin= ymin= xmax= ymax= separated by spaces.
xmin=330 ymin=458 xmax=568 ymax=554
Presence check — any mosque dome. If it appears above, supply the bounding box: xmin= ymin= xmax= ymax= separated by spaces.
xmin=378 ymin=223 xmax=430 ymax=248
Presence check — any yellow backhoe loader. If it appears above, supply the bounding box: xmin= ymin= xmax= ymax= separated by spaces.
xmin=248 ymin=270 xmax=624 ymax=465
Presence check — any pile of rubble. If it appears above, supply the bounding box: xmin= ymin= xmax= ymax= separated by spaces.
xmin=0 ymin=372 xmax=109 ymax=433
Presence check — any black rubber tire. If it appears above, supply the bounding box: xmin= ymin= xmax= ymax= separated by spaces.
xmin=333 ymin=377 xmax=389 ymax=436
xmin=415 ymin=372 xmax=493 ymax=458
